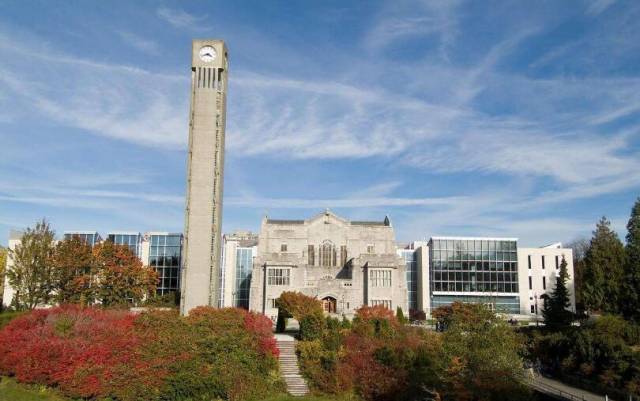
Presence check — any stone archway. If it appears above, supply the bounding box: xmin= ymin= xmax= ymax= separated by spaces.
xmin=321 ymin=296 xmax=337 ymax=314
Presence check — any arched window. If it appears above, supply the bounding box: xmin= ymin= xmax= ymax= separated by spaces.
xmin=319 ymin=240 xmax=336 ymax=267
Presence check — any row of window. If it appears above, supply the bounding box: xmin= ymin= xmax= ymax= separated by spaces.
xmin=431 ymin=239 xmax=517 ymax=252
xmin=527 ymin=255 xmax=562 ymax=269
xmin=433 ymin=282 xmax=519 ymax=293
xmin=432 ymin=250 xmax=518 ymax=262
xmin=528 ymin=276 xmax=547 ymax=290
xmin=279 ymin=242 xmax=376 ymax=267
xmin=432 ymin=261 xmax=518 ymax=272
xmin=370 ymin=299 xmax=392 ymax=309
xmin=434 ymin=271 xmax=518 ymax=282
xmin=267 ymin=268 xmax=290 ymax=286
xmin=369 ymin=270 xmax=392 ymax=287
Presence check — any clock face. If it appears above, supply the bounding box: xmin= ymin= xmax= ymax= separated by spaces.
xmin=199 ymin=46 xmax=217 ymax=62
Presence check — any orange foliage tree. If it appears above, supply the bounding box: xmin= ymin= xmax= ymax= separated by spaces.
xmin=93 ymin=241 xmax=158 ymax=306
xmin=51 ymin=236 xmax=97 ymax=305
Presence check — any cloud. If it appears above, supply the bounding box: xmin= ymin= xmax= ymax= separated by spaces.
xmin=156 ymin=7 xmax=206 ymax=30
xmin=116 ymin=31 xmax=160 ymax=54
xmin=586 ymin=0 xmax=616 ymax=15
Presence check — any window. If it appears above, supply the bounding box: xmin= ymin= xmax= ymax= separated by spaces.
xmin=542 ymin=255 xmax=546 ymax=269
xmin=320 ymin=240 xmax=336 ymax=267
xmin=267 ymin=268 xmax=290 ymax=286
xmin=528 ymin=255 xmax=532 ymax=269
xmin=528 ymin=276 xmax=532 ymax=290
xmin=267 ymin=298 xmax=276 ymax=308
xmin=530 ymin=305 xmax=535 ymax=314
xmin=370 ymin=299 xmax=392 ymax=309
xmin=308 ymin=245 xmax=315 ymax=266
xmin=369 ymin=270 xmax=391 ymax=287
xmin=281 ymin=244 xmax=287 ymax=252
xmin=367 ymin=244 xmax=375 ymax=254
xmin=542 ymin=276 xmax=546 ymax=290
xmin=340 ymin=245 xmax=347 ymax=266
xmin=555 ymin=255 xmax=559 ymax=269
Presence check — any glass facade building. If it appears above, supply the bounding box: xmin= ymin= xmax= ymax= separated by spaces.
xmin=107 ymin=233 xmax=142 ymax=257
xmin=398 ymin=249 xmax=418 ymax=311
xmin=429 ymin=237 xmax=520 ymax=314
xmin=64 ymin=232 xmax=102 ymax=247
xmin=234 ymin=247 xmax=253 ymax=309
xmin=148 ymin=234 xmax=182 ymax=295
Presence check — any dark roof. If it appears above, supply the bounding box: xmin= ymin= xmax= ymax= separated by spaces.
xmin=350 ymin=221 xmax=387 ymax=226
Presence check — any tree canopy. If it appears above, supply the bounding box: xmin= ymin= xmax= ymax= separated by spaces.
xmin=542 ymin=257 xmax=573 ymax=328
xmin=622 ymin=197 xmax=640 ymax=322
xmin=582 ymin=217 xmax=625 ymax=314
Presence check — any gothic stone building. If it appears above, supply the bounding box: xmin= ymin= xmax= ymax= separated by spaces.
xmin=249 ymin=210 xmax=408 ymax=321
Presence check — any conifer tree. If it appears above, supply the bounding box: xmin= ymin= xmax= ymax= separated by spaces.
xmin=582 ymin=217 xmax=625 ymax=314
xmin=542 ymin=257 xmax=573 ymax=328
xmin=622 ymin=197 xmax=640 ymax=322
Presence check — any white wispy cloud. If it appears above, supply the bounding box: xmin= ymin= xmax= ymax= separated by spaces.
xmin=116 ymin=31 xmax=160 ymax=54
xmin=156 ymin=7 xmax=206 ymax=30
xmin=586 ymin=0 xmax=616 ymax=15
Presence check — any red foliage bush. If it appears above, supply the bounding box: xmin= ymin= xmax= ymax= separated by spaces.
xmin=0 ymin=305 xmax=281 ymax=401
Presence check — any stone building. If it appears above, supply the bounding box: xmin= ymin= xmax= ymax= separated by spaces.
xmin=249 ymin=210 xmax=408 ymax=321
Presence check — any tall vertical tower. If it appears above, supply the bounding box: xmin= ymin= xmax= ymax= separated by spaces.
xmin=180 ymin=39 xmax=228 ymax=315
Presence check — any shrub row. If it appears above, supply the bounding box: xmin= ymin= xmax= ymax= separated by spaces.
xmin=0 ymin=305 xmax=282 ymax=401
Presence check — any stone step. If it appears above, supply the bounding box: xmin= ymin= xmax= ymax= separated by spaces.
xmin=275 ymin=336 xmax=310 ymax=396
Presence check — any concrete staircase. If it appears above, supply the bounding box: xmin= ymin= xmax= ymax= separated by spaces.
xmin=275 ymin=334 xmax=310 ymax=397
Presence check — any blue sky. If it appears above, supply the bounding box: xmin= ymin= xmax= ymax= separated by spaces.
xmin=1 ymin=0 xmax=639 ymax=247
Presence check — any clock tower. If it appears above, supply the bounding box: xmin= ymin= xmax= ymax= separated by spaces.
xmin=180 ymin=39 xmax=228 ymax=315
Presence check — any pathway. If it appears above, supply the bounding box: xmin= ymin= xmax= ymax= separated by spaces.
xmin=275 ymin=333 xmax=310 ymax=397
xmin=525 ymin=372 xmax=610 ymax=401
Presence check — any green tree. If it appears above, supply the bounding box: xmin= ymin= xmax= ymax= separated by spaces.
xmin=6 ymin=219 xmax=56 ymax=309
xmin=582 ymin=217 xmax=625 ymax=314
xmin=440 ymin=302 xmax=529 ymax=401
xmin=93 ymin=240 xmax=158 ymax=306
xmin=0 ymin=246 xmax=6 ymax=308
xmin=542 ymin=257 xmax=573 ymax=329
xmin=567 ymin=237 xmax=589 ymax=314
xmin=622 ymin=197 xmax=640 ymax=322
xmin=396 ymin=306 xmax=407 ymax=324
xmin=51 ymin=236 xmax=97 ymax=305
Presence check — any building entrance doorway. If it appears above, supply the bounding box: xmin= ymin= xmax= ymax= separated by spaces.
xmin=321 ymin=296 xmax=337 ymax=313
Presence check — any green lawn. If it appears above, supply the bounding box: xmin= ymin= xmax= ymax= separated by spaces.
xmin=0 ymin=377 xmax=357 ymax=401
xmin=0 ymin=377 xmax=71 ymax=401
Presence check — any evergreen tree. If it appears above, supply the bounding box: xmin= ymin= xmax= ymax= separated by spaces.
xmin=6 ymin=219 xmax=56 ymax=309
xmin=542 ymin=257 xmax=573 ymax=328
xmin=582 ymin=217 xmax=625 ymax=314
xmin=396 ymin=306 xmax=407 ymax=324
xmin=622 ymin=197 xmax=640 ymax=322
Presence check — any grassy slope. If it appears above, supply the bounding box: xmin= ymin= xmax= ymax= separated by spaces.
xmin=0 ymin=377 xmax=70 ymax=401
xmin=0 ymin=377 xmax=356 ymax=401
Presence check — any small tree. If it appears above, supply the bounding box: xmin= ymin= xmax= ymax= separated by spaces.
xmin=0 ymin=246 xmax=6 ymax=310
xmin=622 ymin=197 xmax=640 ymax=322
xmin=6 ymin=219 xmax=56 ymax=309
xmin=396 ymin=306 xmax=407 ymax=324
xmin=93 ymin=241 xmax=158 ymax=306
xmin=582 ymin=217 xmax=625 ymax=314
xmin=51 ymin=236 xmax=97 ymax=305
xmin=542 ymin=257 xmax=573 ymax=329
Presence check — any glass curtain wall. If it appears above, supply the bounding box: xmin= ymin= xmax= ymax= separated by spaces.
xmin=234 ymin=247 xmax=253 ymax=309
xmin=149 ymin=234 xmax=182 ymax=295
xmin=108 ymin=233 xmax=142 ymax=257
xmin=400 ymin=250 xmax=418 ymax=311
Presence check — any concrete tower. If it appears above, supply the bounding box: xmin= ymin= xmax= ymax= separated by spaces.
xmin=180 ymin=39 xmax=228 ymax=315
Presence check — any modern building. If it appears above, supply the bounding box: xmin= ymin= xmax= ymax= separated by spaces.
xmin=249 ymin=210 xmax=408 ymax=322
xmin=220 ymin=231 xmax=258 ymax=308
xmin=64 ymin=231 xmax=102 ymax=247
xmin=107 ymin=232 xmax=142 ymax=257
xmin=2 ymin=230 xmax=184 ymax=308
xmin=141 ymin=233 xmax=183 ymax=296
xmin=181 ymin=39 xmax=229 ymax=315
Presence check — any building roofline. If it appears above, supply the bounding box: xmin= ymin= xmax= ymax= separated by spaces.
xmin=430 ymin=236 xmax=519 ymax=241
